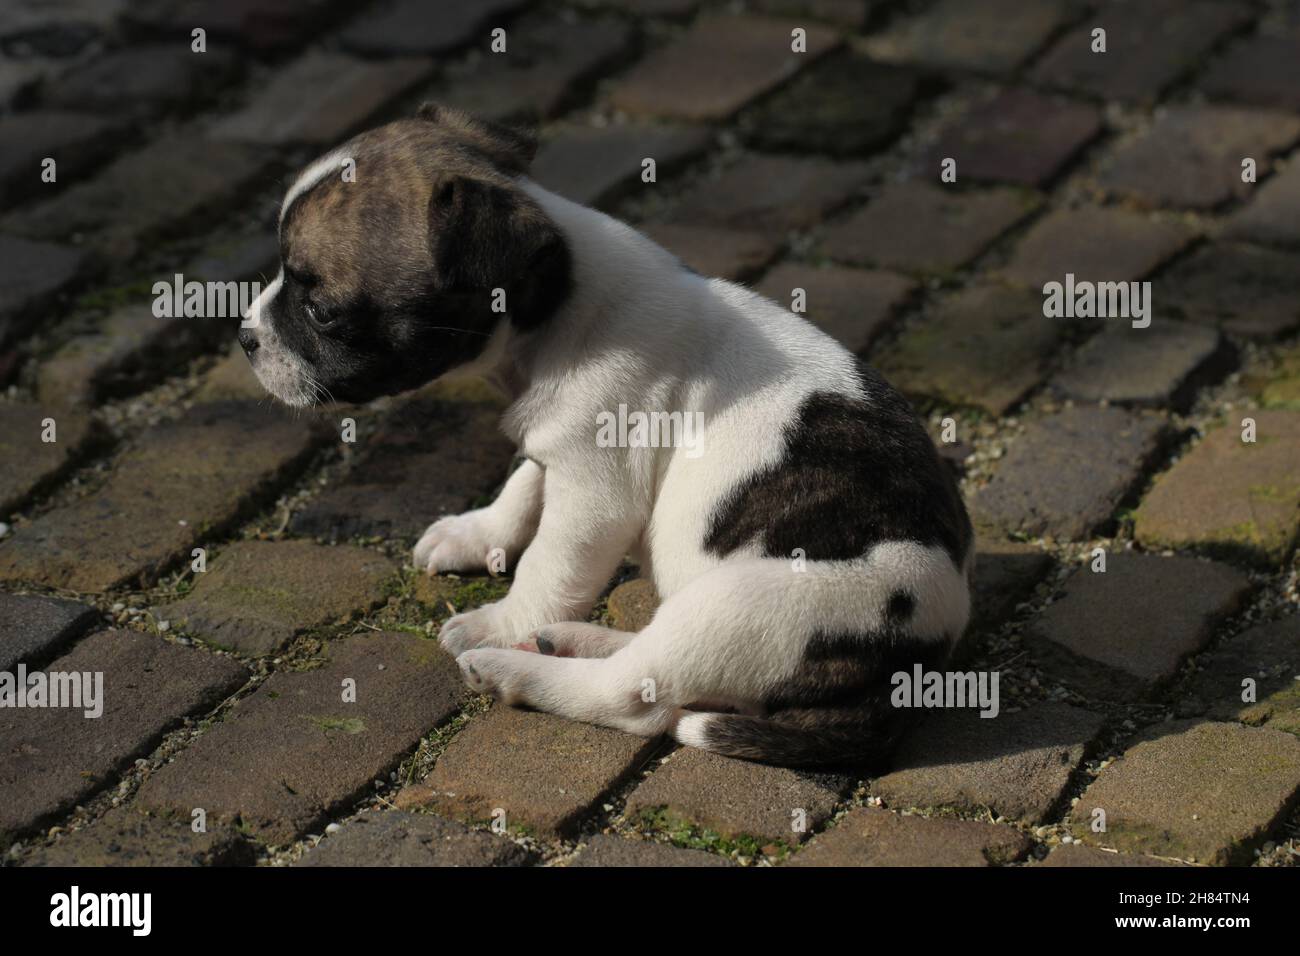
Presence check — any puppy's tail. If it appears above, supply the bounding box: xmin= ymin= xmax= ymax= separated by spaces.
xmin=673 ymin=705 xmax=906 ymax=769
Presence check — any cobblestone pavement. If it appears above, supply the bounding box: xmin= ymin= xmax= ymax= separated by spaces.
xmin=1 ymin=0 xmax=1298 ymax=868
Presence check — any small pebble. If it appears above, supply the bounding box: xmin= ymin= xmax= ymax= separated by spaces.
xmin=325 ymin=823 xmax=341 ymax=834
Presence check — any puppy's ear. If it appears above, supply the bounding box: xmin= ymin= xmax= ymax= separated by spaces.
xmin=427 ymin=174 xmax=569 ymax=329
xmin=417 ymin=102 xmax=538 ymax=174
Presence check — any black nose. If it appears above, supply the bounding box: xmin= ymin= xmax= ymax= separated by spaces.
xmin=238 ymin=329 xmax=259 ymax=356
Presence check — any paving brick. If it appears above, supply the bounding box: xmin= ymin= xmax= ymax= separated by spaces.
xmin=44 ymin=44 xmax=241 ymax=118
xmin=1155 ymin=242 xmax=1300 ymax=339
xmin=0 ymin=110 xmax=125 ymax=206
xmin=37 ymin=303 xmax=230 ymax=406
xmin=640 ymin=223 xmax=781 ymax=281
xmin=184 ymin=228 xmax=279 ymax=284
xmin=0 ymin=592 xmax=98 ymax=672
xmin=0 ymin=234 xmax=86 ymax=347
xmin=625 ymin=747 xmax=851 ymax=844
xmin=866 ymin=0 xmax=1071 ymax=74
xmin=1025 ymin=554 xmax=1252 ymax=700
xmin=0 ymin=629 xmax=249 ymax=841
xmin=741 ymin=52 xmax=924 ymax=157
xmin=341 ymin=0 xmax=529 ymax=56
xmin=971 ymin=405 xmax=1168 ymax=541
xmin=579 ymin=0 xmax=699 ymax=16
xmin=874 ymin=283 xmax=1062 ymax=415
xmin=1177 ymin=615 xmax=1300 ymax=736
xmin=924 ymin=89 xmax=1101 ymax=187
xmin=158 ymin=540 xmax=399 ymax=657
xmin=2 ymin=135 xmax=266 ymax=261
xmin=755 ymin=261 xmax=915 ymax=354
xmin=1224 ymin=156 xmax=1300 ymax=246
xmin=23 ymin=806 xmax=255 ymax=867
xmin=210 ymin=51 xmax=431 ymax=147
xmin=786 ymin=806 xmax=1032 ymax=866
xmin=191 ymin=346 xmax=264 ymax=403
xmin=0 ymin=400 xmax=97 ymax=515
xmin=0 ymin=1 xmax=126 ymax=39
xmin=1070 ymin=720 xmax=1300 ymax=865
xmin=531 ymin=123 xmax=712 ymax=209
xmin=1243 ymin=343 xmax=1300 ymax=412
xmin=1134 ymin=410 xmax=1300 ymax=567
xmin=0 ymin=400 xmax=320 ymax=592
xmin=1030 ymin=0 xmax=1252 ymax=104
xmin=138 ymin=631 xmax=465 ymax=846
xmin=819 ymin=181 xmax=1040 ymax=275
xmin=401 ymin=705 xmax=661 ymax=838
xmin=1050 ymin=320 xmax=1230 ymax=411
xmin=874 ymin=703 xmax=1103 ymax=824
xmin=970 ymin=538 xmax=1052 ymax=630
xmin=126 ymin=0 xmax=337 ymax=54
xmin=296 ymin=810 xmax=534 ymax=867
xmin=1100 ymin=106 xmax=1300 ymax=210
xmin=290 ymin=394 xmax=513 ymax=544
xmin=0 ymin=55 xmax=46 ymax=110
xmin=1035 ymin=844 xmax=1187 ymax=867
xmin=667 ymin=154 xmax=870 ymax=237
xmin=570 ymin=833 xmax=733 ymax=866
xmin=751 ymin=0 xmax=873 ymax=29
xmin=1203 ymin=27 xmax=1300 ymax=113
xmin=607 ymin=14 xmax=840 ymax=121
xmin=430 ymin=16 xmax=633 ymax=125
xmin=606 ymin=577 xmax=658 ymax=632
xmin=1000 ymin=205 xmax=1194 ymax=289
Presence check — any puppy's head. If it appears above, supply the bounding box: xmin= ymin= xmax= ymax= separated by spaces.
xmin=240 ymin=104 xmax=570 ymax=407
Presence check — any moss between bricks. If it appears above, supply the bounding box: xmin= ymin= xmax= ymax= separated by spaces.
xmin=634 ymin=806 xmax=791 ymax=860
xmin=304 ymin=715 xmax=367 ymax=735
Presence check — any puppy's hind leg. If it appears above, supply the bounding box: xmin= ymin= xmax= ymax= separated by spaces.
xmin=457 ymin=647 xmax=680 ymax=738
xmin=461 ymin=549 xmax=969 ymax=766
xmin=456 ymin=560 xmax=803 ymax=734
xmin=414 ymin=457 xmax=544 ymax=575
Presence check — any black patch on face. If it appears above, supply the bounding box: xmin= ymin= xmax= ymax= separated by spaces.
xmin=270 ymin=274 xmax=504 ymax=404
xmin=704 ymin=364 xmax=973 ymax=567
xmin=698 ymin=629 xmax=951 ymax=768
xmin=427 ymin=176 xmax=571 ymax=332
xmin=268 ymin=167 xmax=570 ymax=406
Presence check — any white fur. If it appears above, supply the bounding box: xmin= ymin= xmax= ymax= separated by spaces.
xmin=422 ymin=181 xmax=972 ymax=746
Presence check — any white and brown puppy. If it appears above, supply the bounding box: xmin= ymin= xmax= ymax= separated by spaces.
xmin=242 ymin=104 xmax=973 ymax=767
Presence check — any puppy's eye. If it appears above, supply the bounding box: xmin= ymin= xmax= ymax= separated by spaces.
xmin=303 ymin=299 xmax=335 ymax=329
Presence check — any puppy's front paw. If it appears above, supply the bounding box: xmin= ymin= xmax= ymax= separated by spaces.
xmin=458 ymin=647 xmax=529 ymax=703
xmin=413 ymin=511 xmax=504 ymax=576
xmin=439 ymin=606 xmax=508 ymax=656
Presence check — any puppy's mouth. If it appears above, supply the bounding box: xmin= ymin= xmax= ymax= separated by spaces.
xmin=246 ymin=351 xmax=328 ymax=408
xmin=241 ymin=329 xmax=331 ymax=409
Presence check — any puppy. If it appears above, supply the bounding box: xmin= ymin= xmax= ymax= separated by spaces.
xmin=242 ymin=104 xmax=973 ymax=767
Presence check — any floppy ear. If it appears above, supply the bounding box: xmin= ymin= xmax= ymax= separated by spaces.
xmin=417 ymin=101 xmax=538 ymax=174
xmin=427 ymin=174 xmax=570 ymax=329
